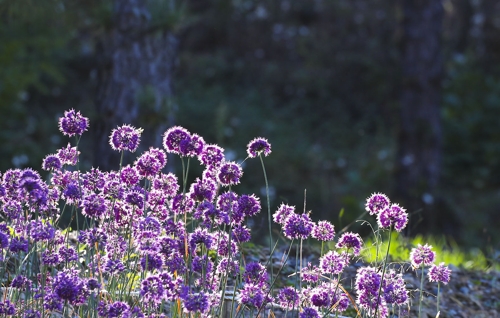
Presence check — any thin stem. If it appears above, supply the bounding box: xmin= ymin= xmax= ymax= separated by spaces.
xmin=418 ymin=263 xmax=425 ymax=318
xmin=437 ymin=281 xmax=441 ymax=314
xmin=258 ymin=155 xmax=274 ymax=292
xmin=375 ymin=226 xmax=393 ymax=318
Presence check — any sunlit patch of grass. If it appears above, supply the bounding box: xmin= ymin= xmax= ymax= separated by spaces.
xmin=361 ymin=232 xmax=498 ymax=271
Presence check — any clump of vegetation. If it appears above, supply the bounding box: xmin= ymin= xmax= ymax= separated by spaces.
xmin=0 ymin=109 xmax=453 ymax=317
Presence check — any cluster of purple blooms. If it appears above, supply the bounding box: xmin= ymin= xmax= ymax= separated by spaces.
xmin=0 ymin=109 xmax=451 ymax=318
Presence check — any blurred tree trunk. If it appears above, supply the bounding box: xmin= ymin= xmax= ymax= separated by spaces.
xmin=93 ymin=0 xmax=177 ymax=171
xmin=395 ymin=0 xmax=444 ymax=233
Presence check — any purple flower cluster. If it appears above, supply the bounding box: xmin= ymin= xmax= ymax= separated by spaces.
xmin=0 ymin=109 xmax=453 ymax=317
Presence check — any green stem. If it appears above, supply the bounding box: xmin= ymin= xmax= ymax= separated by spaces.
xmin=375 ymin=227 xmax=392 ymax=318
xmin=418 ymin=263 xmax=425 ymax=318
xmin=437 ymin=281 xmax=441 ymax=314
xmin=258 ymin=155 xmax=274 ymax=293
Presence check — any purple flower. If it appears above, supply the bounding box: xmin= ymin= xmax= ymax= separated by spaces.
xmin=273 ymin=203 xmax=295 ymax=225
xmin=311 ymin=220 xmax=335 ymax=241
xmin=23 ymin=309 xmax=40 ymax=318
xmin=57 ymin=143 xmax=80 ymax=166
xmin=189 ymin=228 xmax=214 ymax=251
xmin=29 ymin=220 xmax=55 ymax=241
xmin=217 ymin=191 xmax=238 ymax=214
xmin=82 ymin=168 xmax=105 ymax=192
xmin=140 ymin=252 xmax=164 ymax=271
xmin=120 ymin=165 xmax=140 ymax=186
xmin=179 ymin=133 xmax=205 ymax=157
xmin=163 ymin=126 xmax=191 ymax=154
xmin=59 ymin=246 xmax=78 ymax=262
xmin=199 ymin=144 xmax=225 ymax=168
xmin=171 ymin=194 xmax=194 ymax=215
xmin=9 ymin=237 xmax=28 ymax=253
xmin=239 ymin=283 xmax=270 ymax=308
xmin=377 ymin=203 xmax=408 ymax=232
xmin=41 ymin=250 xmax=62 ymax=266
xmin=232 ymin=224 xmax=251 ymax=243
xmin=410 ymin=244 xmax=435 ymax=268
xmin=165 ymin=251 xmax=187 ymax=274
xmin=63 ymin=182 xmax=82 ymax=204
xmin=382 ymin=270 xmax=409 ymax=305
xmin=243 ymin=262 xmax=267 ymax=286
xmin=42 ymin=154 xmax=62 ymax=171
xmin=276 ymin=287 xmax=299 ymax=310
xmin=135 ymin=149 xmax=164 ymax=178
xmin=44 ymin=292 xmax=64 ymax=311
xmin=215 ymin=257 xmax=240 ymax=277
xmin=140 ymin=275 xmax=164 ymax=304
xmin=428 ymin=262 xmax=451 ymax=284
xmin=98 ymin=301 xmax=130 ymax=318
xmin=247 ymin=137 xmax=272 ymax=158
xmin=125 ymin=190 xmax=144 ymax=209
xmin=0 ymin=300 xmax=15 ymax=315
xmin=2 ymin=200 xmax=22 ymax=219
xmin=189 ymin=178 xmax=216 ymax=202
xmin=109 ymin=124 xmax=143 ymax=152
xmin=310 ymin=286 xmax=330 ymax=307
xmin=192 ymin=255 xmax=213 ymax=273
xmin=139 ymin=216 xmax=161 ymax=234
xmin=58 ymin=109 xmax=89 ymax=137
xmin=355 ymin=266 xmax=381 ymax=297
xmin=0 ymin=231 xmax=9 ymax=249
xmin=365 ymin=192 xmax=391 ymax=216
xmin=152 ymin=173 xmax=179 ymax=197
xmin=11 ymin=275 xmax=32 ymax=290
xmin=53 ymin=269 xmax=88 ymax=304
xmin=82 ymin=193 xmax=107 ymax=219
xmin=319 ymin=251 xmax=349 ymax=275
xmin=301 ymin=263 xmax=320 ymax=283
xmin=236 ymin=194 xmax=261 ymax=218
xmin=217 ymin=161 xmax=243 ymax=186
xmin=180 ymin=286 xmax=209 ymax=313
xmin=336 ymin=232 xmax=363 ymax=256
xmin=283 ymin=212 xmax=314 ymax=240
xmin=213 ymin=231 xmax=238 ymax=256
xmin=104 ymin=259 xmax=125 ymax=275
xmin=300 ymin=307 xmax=319 ymax=318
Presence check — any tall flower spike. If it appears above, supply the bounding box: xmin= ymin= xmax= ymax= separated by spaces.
xmin=58 ymin=109 xmax=89 ymax=137
xmin=247 ymin=137 xmax=272 ymax=158
xmin=109 ymin=124 xmax=143 ymax=152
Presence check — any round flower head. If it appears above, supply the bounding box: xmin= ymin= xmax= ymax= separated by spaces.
xmin=217 ymin=161 xmax=243 ymax=186
xmin=336 ymin=232 xmax=363 ymax=256
xmin=377 ymin=203 xmax=408 ymax=232
xmin=179 ymin=133 xmax=205 ymax=157
xmin=109 ymin=124 xmax=143 ymax=152
xmin=276 ymin=286 xmax=299 ymax=310
xmin=247 ymin=137 xmax=271 ymax=158
xmin=365 ymin=192 xmax=391 ymax=215
xmin=163 ymin=126 xmax=191 ymax=154
xmin=312 ymin=220 xmax=335 ymax=241
xmin=273 ymin=203 xmax=295 ymax=225
xmin=57 ymin=143 xmax=80 ymax=166
xmin=179 ymin=286 xmax=209 ymax=313
xmin=42 ymin=154 xmax=62 ymax=171
xmin=300 ymin=307 xmax=319 ymax=318
xmin=58 ymin=109 xmax=89 ymax=137
xmin=283 ymin=212 xmax=314 ymax=240
xmin=410 ymin=244 xmax=435 ymax=268
xmin=319 ymin=250 xmax=348 ymax=275
xmin=236 ymin=194 xmax=261 ymax=218
xmin=428 ymin=262 xmax=451 ymax=284
xmin=199 ymin=144 xmax=225 ymax=168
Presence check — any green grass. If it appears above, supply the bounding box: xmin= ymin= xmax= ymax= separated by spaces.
xmin=361 ymin=232 xmax=499 ymax=271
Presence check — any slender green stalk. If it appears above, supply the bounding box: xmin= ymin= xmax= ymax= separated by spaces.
xmin=418 ymin=263 xmax=425 ymax=318
xmin=437 ymin=281 xmax=441 ymax=314
xmin=374 ymin=226 xmax=393 ymax=318
xmin=258 ymin=155 xmax=274 ymax=293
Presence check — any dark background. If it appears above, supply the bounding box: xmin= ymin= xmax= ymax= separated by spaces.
xmin=1 ymin=0 xmax=499 ymax=254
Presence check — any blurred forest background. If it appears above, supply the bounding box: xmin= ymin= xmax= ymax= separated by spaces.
xmin=1 ymin=0 xmax=499 ymax=254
